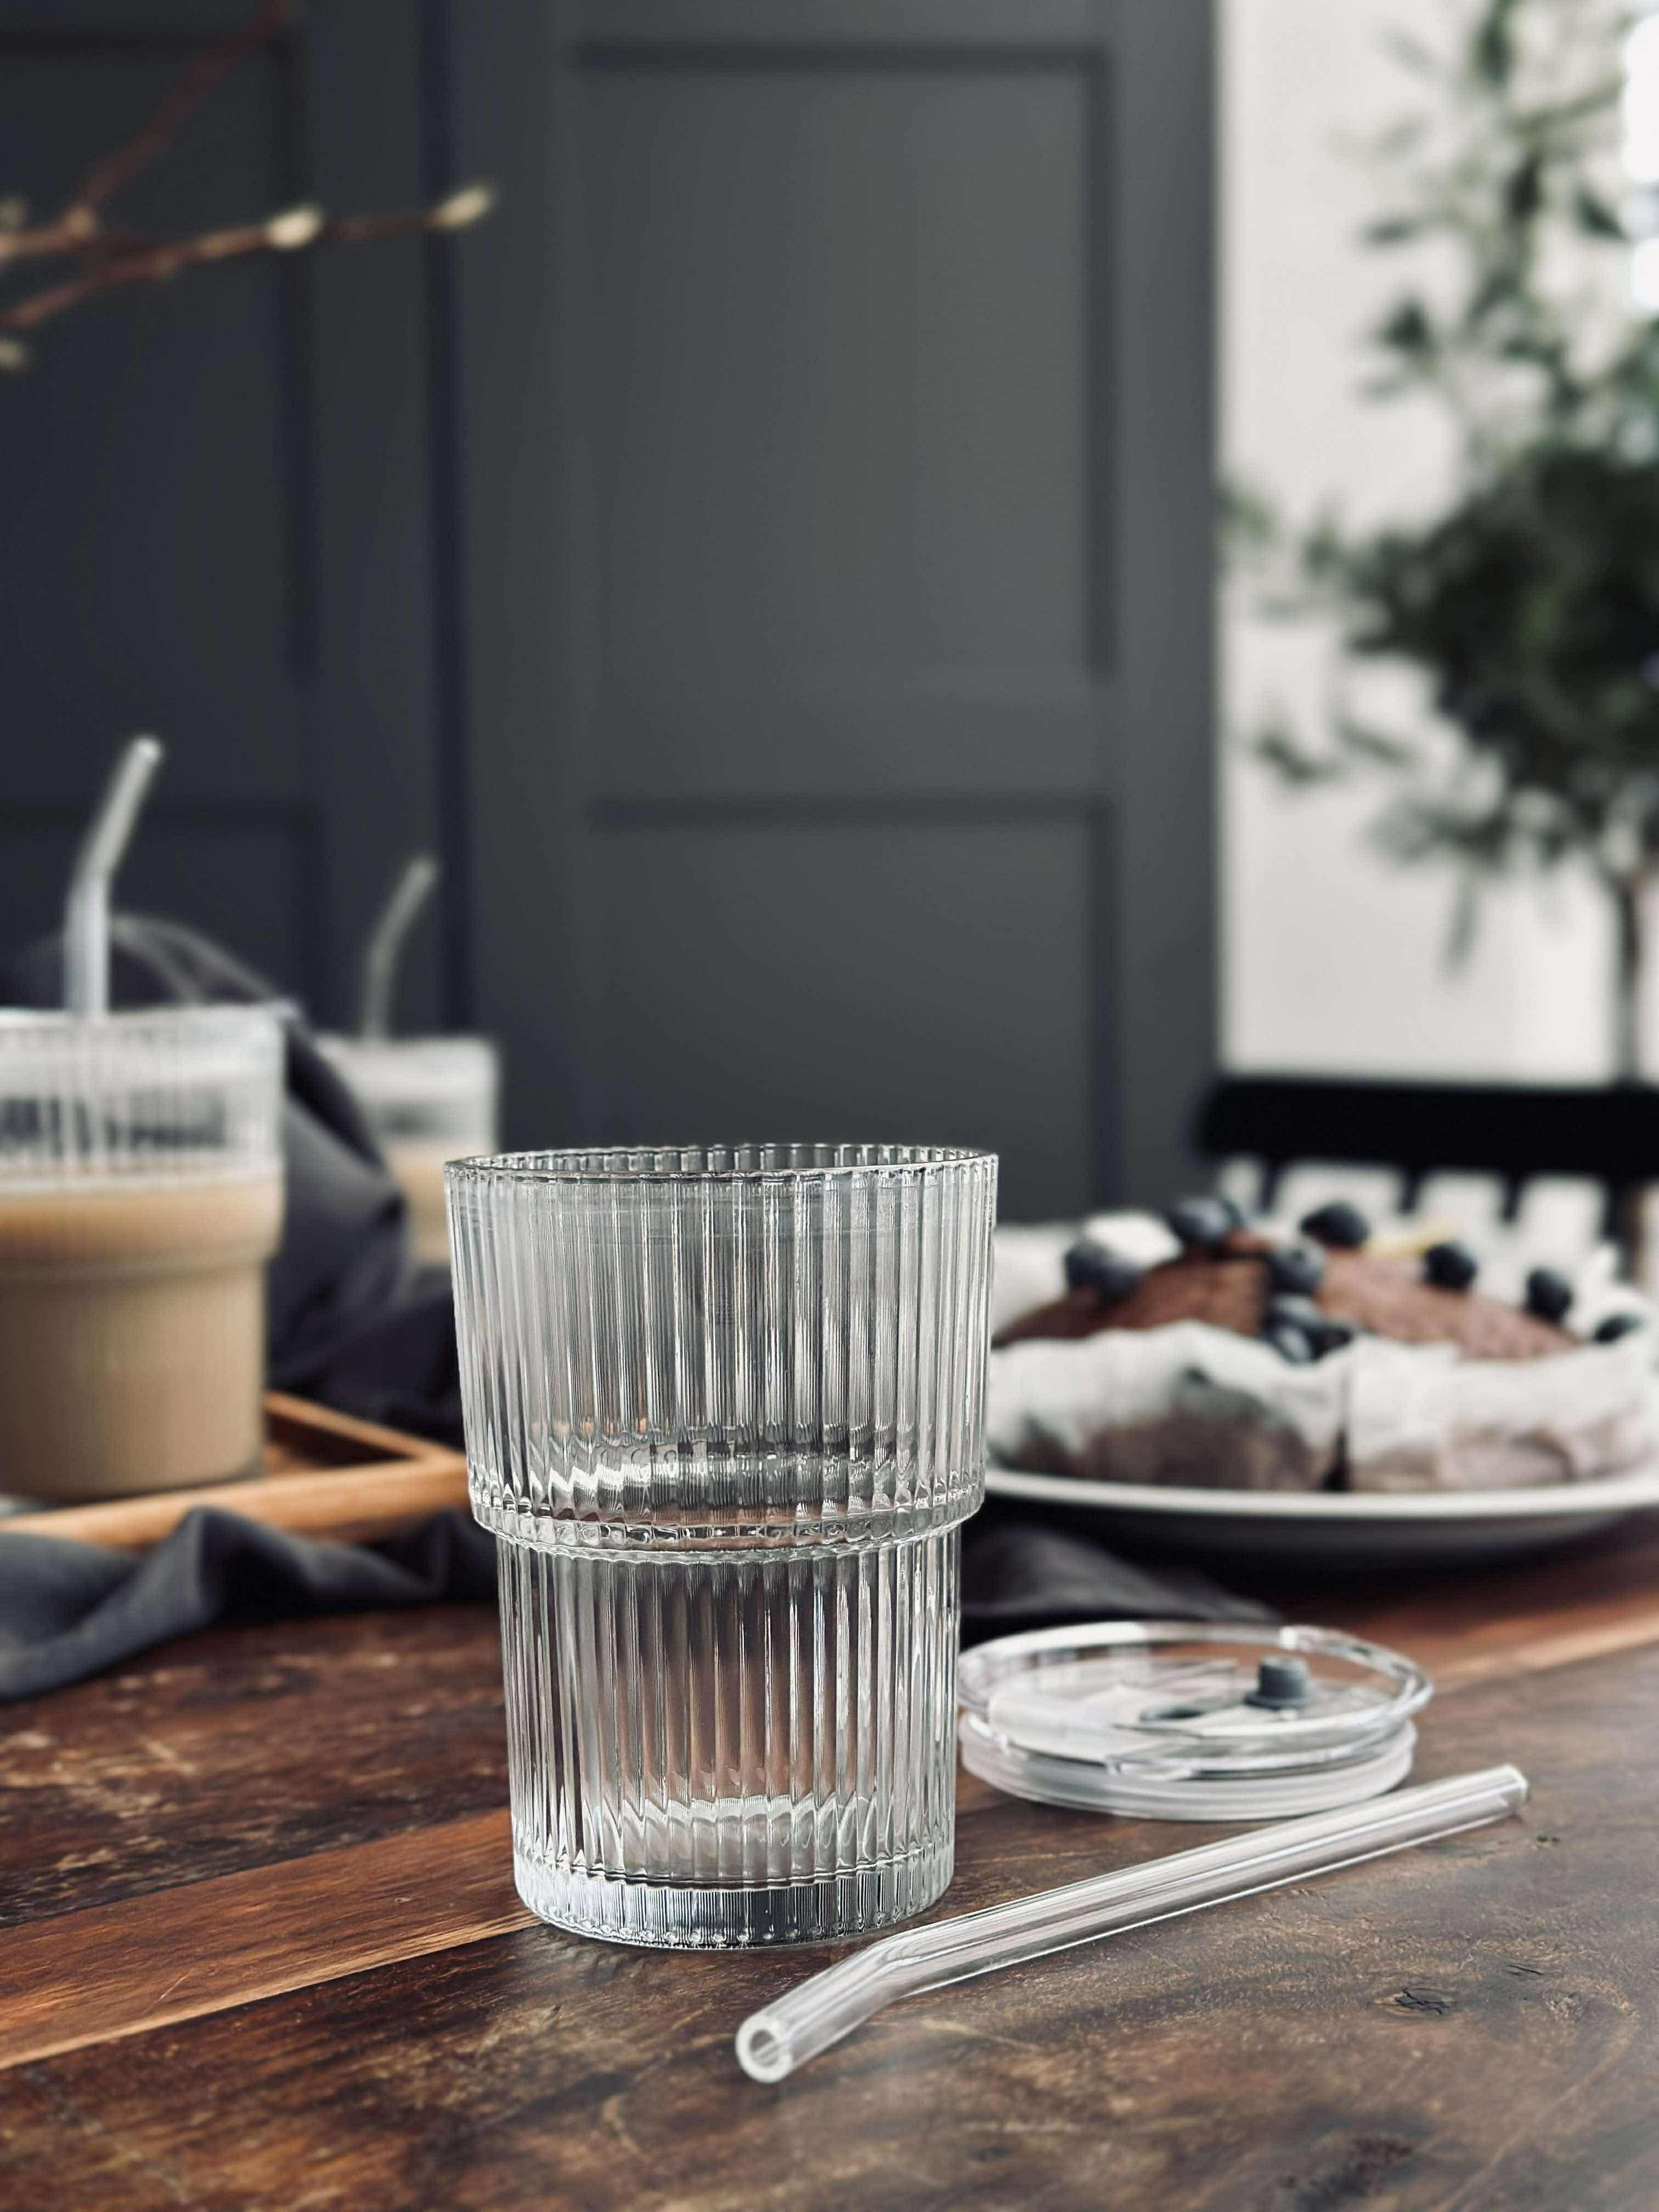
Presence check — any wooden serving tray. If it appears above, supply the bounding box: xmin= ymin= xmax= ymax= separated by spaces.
xmin=1 ymin=1392 xmax=469 ymax=1552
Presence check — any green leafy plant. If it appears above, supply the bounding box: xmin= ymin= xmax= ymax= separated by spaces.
xmin=1239 ymin=0 xmax=1659 ymax=1075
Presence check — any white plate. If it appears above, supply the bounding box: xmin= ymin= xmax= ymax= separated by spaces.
xmin=984 ymin=1460 xmax=1659 ymax=1566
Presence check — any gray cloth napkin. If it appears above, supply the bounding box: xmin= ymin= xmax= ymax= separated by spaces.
xmin=960 ymin=1517 xmax=1276 ymax=1643
xmin=0 ymin=1507 xmax=495 ymax=1702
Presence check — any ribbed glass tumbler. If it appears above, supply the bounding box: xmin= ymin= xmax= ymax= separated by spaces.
xmin=447 ymin=1143 xmax=997 ymax=1948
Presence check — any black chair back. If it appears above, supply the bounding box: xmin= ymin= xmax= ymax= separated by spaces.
xmin=1197 ymin=1074 xmax=1659 ymax=1235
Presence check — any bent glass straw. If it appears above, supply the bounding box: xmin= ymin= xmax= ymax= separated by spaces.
xmin=359 ymin=853 xmax=440 ymax=1041
xmin=736 ymin=1764 xmax=1528 ymax=2083
xmin=65 ymin=735 xmax=165 ymax=1019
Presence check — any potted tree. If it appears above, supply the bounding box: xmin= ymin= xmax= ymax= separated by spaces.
xmin=1237 ymin=0 xmax=1659 ymax=1080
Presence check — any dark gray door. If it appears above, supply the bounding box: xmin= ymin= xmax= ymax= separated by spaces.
xmin=450 ymin=0 xmax=1215 ymax=1218
xmin=0 ymin=0 xmax=449 ymax=1030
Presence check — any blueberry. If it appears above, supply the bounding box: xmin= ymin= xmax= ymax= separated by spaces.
xmin=1424 ymin=1240 xmax=1479 ymax=1291
xmin=1267 ymin=1242 xmax=1325 ymax=1295
xmin=1299 ymin=1200 xmax=1370 ymax=1250
xmin=1063 ymin=1239 xmax=1145 ymax=1303
xmin=1166 ymin=1196 xmax=1236 ymax=1251
xmin=1268 ymin=1291 xmax=1361 ymax=1357
xmin=1525 ymin=1267 xmax=1574 ymax=1324
xmin=1265 ymin=1321 xmax=1317 ymax=1365
xmin=1266 ymin=1293 xmax=1325 ymax=1335
xmin=1594 ymin=1312 xmax=1646 ymax=1344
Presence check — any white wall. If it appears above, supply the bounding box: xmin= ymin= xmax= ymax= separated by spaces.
xmin=1221 ymin=0 xmax=1617 ymax=1079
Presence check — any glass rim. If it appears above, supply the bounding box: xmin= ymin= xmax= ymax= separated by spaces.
xmin=445 ymin=1142 xmax=997 ymax=1186
xmin=0 ymin=1000 xmax=290 ymax=1087
xmin=0 ymin=1001 xmax=291 ymax=1037
xmin=317 ymin=1031 xmax=495 ymax=1061
xmin=317 ymin=1032 xmax=498 ymax=1102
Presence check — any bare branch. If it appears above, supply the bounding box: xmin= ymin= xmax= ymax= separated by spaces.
xmin=0 ymin=185 xmax=498 ymax=354
xmin=0 ymin=0 xmax=291 ymax=270
xmin=0 ymin=2 xmax=495 ymax=369
xmin=75 ymin=0 xmax=292 ymax=219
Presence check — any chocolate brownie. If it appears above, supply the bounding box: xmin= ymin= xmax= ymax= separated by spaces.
xmin=997 ymin=1234 xmax=1574 ymax=1361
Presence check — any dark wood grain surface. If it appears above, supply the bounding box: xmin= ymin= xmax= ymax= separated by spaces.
xmin=0 ymin=1608 xmax=507 ymax=1929
xmin=4 ymin=1522 xmax=1659 ymax=2211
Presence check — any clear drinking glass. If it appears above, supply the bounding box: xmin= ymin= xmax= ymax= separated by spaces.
xmin=447 ymin=1142 xmax=997 ymax=1948
xmin=318 ymin=1034 xmax=498 ymax=1266
xmin=0 ymin=1005 xmax=285 ymax=1502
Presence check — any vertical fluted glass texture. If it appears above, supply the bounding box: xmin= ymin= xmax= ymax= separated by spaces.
xmin=448 ymin=1144 xmax=997 ymax=1946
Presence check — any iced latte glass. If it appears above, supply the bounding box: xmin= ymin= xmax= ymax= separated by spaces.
xmin=448 ymin=1143 xmax=997 ymax=1948
xmin=0 ymin=1005 xmax=285 ymax=1502
xmin=318 ymin=1035 xmax=498 ymax=1267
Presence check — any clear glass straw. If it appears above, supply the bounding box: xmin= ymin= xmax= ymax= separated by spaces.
xmin=735 ymin=1764 xmax=1527 ymax=2083
xmin=64 ymin=735 xmax=165 ymax=1018
xmin=359 ymin=853 xmax=440 ymax=1041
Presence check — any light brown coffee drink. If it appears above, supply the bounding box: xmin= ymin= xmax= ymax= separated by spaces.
xmin=0 ymin=1176 xmax=284 ymax=1501
xmin=0 ymin=1002 xmax=286 ymax=1504
xmin=383 ymin=1139 xmax=454 ymax=1267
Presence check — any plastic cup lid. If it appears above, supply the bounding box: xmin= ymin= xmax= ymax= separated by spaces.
xmin=0 ymin=1004 xmax=285 ymax=1184
xmin=957 ymin=1620 xmax=1432 ymax=1821
xmin=315 ymin=1034 xmax=498 ymax=1146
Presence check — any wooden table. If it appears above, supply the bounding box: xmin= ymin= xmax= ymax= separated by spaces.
xmin=4 ymin=1522 xmax=1659 ymax=2211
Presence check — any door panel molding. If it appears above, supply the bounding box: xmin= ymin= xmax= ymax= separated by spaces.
xmin=579 ymin=0 xmax=1116 ymax=54
xmin=450 ymin=0 xmax=1213 ymax=1207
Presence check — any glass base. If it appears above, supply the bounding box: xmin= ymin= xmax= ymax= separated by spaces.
xmin=513 ymin=1833 xmax=954 ymax=1949
xmin=496 ymin=1528 xmax=962 ymax=1950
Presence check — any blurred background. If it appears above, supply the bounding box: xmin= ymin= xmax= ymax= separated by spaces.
xmin=5 ymin=0 xmax=1657 ymax=1231
xmin=1225 ymin=0 xmax=1639 ymax=1081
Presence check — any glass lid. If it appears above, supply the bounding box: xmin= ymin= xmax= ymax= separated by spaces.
xmin=958 ymin=1621 xmax=1432 ymax=1820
